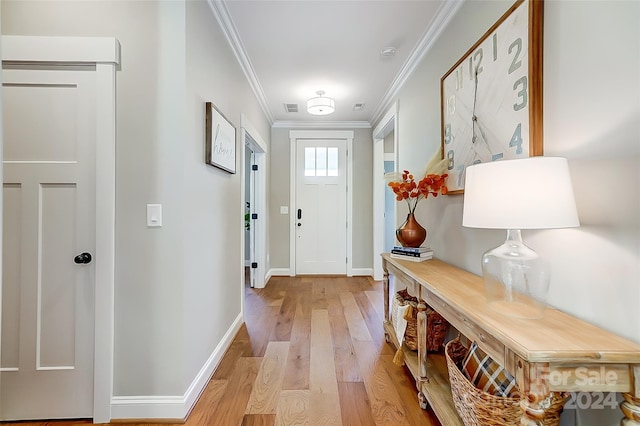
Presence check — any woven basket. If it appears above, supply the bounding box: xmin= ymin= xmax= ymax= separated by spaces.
xmin=445 ymin=339 xmax=568 ymax=426
xmin=392 ymin=289 xmax=448 ymax=352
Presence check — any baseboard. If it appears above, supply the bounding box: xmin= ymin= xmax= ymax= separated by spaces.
xmin=351 ymin=268 xmax=373 ymax=276
xmin=267 ymin=267 xmax=372 ymax=278
xmin=110 ymin=313 xmax=244 ymax=421
xmin=268 ymin=267 xmax=290 ymax=277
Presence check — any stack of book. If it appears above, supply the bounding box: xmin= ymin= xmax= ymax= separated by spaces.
xmin=390 ymin=246 xmax=433 ymax=262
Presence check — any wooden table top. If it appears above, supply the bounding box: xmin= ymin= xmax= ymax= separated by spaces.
xmin=382 ymin=254 xmax=640 ymax=364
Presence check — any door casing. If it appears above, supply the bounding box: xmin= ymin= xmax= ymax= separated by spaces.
xmin=240 ymin=114 xmax=267 ymax=290
xmin=1 ymin=35 xmax=119 ymax=423
xmin=372 ymin=103 xmax=398 ymax=280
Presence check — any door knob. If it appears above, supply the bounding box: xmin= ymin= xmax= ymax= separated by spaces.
xmin=74 ymin=252 xmax=92 ymax=264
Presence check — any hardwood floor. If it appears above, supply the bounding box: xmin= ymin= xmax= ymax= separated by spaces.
xmin=3 ymin=275 xmax=440 ymax=426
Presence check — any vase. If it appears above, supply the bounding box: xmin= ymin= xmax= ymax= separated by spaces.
xmin=396 ymin=213 xmax=427 ymax=248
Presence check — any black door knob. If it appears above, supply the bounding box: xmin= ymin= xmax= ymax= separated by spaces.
xmin=74 ymin=252 xmax=92 ymax=264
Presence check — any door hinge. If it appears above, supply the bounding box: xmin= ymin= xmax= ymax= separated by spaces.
xmin=345 ymin=257 xmax=348 ymax=264
xmin=252 ymin=164 xmax=258 ymax=171
xmin=251 ymin=213 xmax=258 ymax=220
xmin=251 ymin=262 xmax=258 ymax=269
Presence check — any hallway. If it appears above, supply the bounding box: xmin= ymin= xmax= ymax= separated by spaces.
xmin=4 ymin=275 xmax=440 ymax=425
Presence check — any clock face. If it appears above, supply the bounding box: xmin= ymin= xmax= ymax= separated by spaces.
xmin=441 ymin=0 xmax=542 ymax=193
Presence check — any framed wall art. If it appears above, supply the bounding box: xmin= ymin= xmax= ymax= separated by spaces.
xmin=205 ymin=102 xmax=236 ymax=174
xmin=440 ymin=0 xmax=544 ymax=194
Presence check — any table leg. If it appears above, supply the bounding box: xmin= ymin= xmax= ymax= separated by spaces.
xmin=517 ymin=361 xmax=562 ymax=426
xmin=383 ymin=266 xmax=389 ymax=323
xmin=417 ymin=302 xmax=427 ymax=379
xmin=621 ymin=393 xmax=640 ymax=425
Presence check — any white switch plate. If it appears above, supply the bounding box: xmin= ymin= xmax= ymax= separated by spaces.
xmin=280 ymin=206 xmax=289 ymax=215
xmin=147 ymin=204 xmax=162 ymax=227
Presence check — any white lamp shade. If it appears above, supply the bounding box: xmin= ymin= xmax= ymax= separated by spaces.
xmin=462 ymin=157 xmax=580 ymax=229
xmin=307 ymin=95 xmax=335 ymax=115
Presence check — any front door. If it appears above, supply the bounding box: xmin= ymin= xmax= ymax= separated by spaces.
xmin=295 ymin=139 xmax=347 ymax=274
xmin=1 ymin=67 xmax=96 ymax=420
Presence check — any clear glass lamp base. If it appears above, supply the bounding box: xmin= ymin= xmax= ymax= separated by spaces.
xmin=482 ymin=229 xmax=550 ymax=319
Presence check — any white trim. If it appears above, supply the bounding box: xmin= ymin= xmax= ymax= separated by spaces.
xmin=372 ymin=102 xmax=398 ymax=281
xmin=351 ymin=268 xmax=374 ymax=277
xmin=240 ymin=114 xmax=267 ymax=290
xmin=1 ymin=36 xmax=120 ymax=65
xmin=110 ymin=396 xmax=185 ymax=422
xmin=268 ymin=268 xmax=290 ymax=277
xmin=93 ymin=60 xmax=118 ymax=425
xmin=289 ymin=130 xmax=354 ymax=276
xmin=241 ymin=113 xmax=267 ymax=152
xmin=1 ymin=35 xmax=120 ymax=424
xmin=110 ymin=313 xmax=243 ymax=420
xmin=289 ymin=134 xmax=297 ymax=277
xmin=205 ymin=0 xmax=462 ymax=127
xmin=346 ymin=137 xmax=354 ymax=277
xmin=206 ymin=1 xmax=273 ymax=124
xmin=273 ymin=120 xmax=371 ymax=129
xmin=289 ymin=130 xmax=355 ymax=140
xmin=0 ymin=40 xmax=3 ymax=410
xmin=370 ymin=0 xmax=464 ymax=125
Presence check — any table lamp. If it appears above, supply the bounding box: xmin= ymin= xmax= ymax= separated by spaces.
xmin=462 ymin=157 xmax=579 ymax=319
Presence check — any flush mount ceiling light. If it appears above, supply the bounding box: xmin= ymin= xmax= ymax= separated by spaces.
xmin=307 ymin=91 xmax=335 ymax=115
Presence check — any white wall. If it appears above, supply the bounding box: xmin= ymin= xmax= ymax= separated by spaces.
xmin=268 ymin=126 xmax=374 ymax=271
xmin=388 ymin=1 xmax=639 ymax=424
xmin=183 ymin=0 xmax=271 ymax=390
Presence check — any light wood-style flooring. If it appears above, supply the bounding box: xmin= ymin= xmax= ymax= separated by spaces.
xmin=3 ymin=275 xmax=440 ymax=426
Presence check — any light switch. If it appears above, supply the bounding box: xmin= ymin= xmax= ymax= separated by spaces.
xmin=280 ymin=206 xmax=289 ymax=215
xmin=147 ymin=204 xmax=162 ymax=227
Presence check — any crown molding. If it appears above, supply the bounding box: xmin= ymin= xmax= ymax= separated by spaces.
xmin=206 ymin=0 xmax=274 ymax=124
xmin=208 ymin=0 xmax=464 ymax=129
xmin=273 ymin=120 xmax=371 ymax=129
xmin=369 ymin=0 xmax=465 ymax=127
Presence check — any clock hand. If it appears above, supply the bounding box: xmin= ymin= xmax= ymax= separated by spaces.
xmin=470 ymin=66 xmax=496 ymax=162
xmin=471 ymin=66 xmax=482 ymax=148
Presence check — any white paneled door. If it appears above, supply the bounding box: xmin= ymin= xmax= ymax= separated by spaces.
xmin=295 ymin=139 xmax=346 ymax=274
xmin=1 ymin=67 xmax=96 ymax=420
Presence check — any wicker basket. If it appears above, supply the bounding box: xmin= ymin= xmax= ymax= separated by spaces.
xmin=392 ymin=289 xmax=448 ymax=352
xmin=445 ymin=339 xmax=568 ymax=426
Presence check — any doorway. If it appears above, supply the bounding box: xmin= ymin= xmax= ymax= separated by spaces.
xmin=288 ymin=130 xmax=354 ymax=276
xmin=372 ymin=103 xmax=397 ymax=280
xmin=240 ymin=115 xmax=267 ymax=290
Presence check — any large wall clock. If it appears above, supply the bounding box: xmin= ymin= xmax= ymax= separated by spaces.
xmin=440 ymin=0 xmax=544 ymax=194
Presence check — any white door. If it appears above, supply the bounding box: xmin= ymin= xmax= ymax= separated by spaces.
xmin=295 ymin=139 xmax=346 ymax=274
xmin=1 ymin=67 xmax=96 ymax=420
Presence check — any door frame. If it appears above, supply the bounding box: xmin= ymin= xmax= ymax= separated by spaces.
xmin=288 ymin=130 xmax=354 ymax=276
xmin=239 ymin=114 xmax=267 ymax=292
xmin=1 ymin=35 xmax=120 ymax=423
xmin=372 ymin=103 xmax=398 ymax=280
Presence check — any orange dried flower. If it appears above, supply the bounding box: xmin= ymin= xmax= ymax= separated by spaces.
xmin=387 ymin=169 xmax=448 ymax=214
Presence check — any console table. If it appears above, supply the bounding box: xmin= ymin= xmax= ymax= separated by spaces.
xmin=381 ymin=254 xmax=640 ymax=425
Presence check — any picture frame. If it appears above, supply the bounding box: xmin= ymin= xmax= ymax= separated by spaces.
xmin=440 ymin=0 xmax=544 ymax=194
xmin=205 ymin=102 xmax=237 ymax=174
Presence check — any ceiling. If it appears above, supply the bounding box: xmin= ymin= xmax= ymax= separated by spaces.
xmin=212 ymin=0 xmax=462 ymax=128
